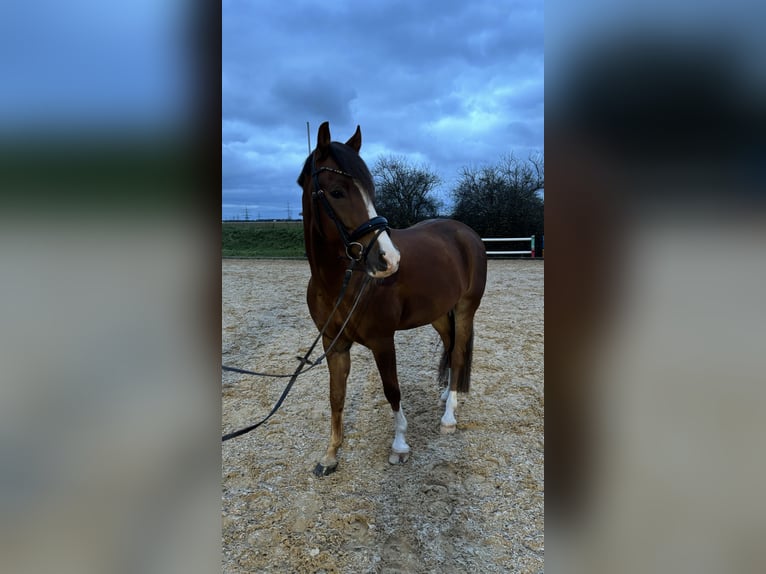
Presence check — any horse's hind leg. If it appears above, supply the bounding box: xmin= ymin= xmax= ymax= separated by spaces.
xmin=371 ymin=340 xmax=410 ymax=465
xmin=314 ymin=339 xmax=351 ymax=476
xmin=437 ymin=306 xmax=477 ymax=434
xmin=431 ymin=313 xmax=454 ymax=404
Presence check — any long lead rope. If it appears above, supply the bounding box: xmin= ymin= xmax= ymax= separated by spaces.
xmin=222 ymin=266 xmax=372 ymax=442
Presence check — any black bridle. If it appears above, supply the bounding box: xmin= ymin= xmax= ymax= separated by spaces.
xmin=311 ymin=154 xmax=389 ymax=262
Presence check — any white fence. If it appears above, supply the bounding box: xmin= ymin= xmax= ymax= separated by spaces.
xmin=482 ymin=236 xmax=536 ymax=257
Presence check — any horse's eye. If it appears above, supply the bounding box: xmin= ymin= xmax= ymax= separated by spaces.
xmin=330 ymin=189 xmax=344 ymax=199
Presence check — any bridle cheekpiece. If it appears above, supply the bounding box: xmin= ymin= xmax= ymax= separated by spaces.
xmin=311 ymin=154 xmax=389 ymax=263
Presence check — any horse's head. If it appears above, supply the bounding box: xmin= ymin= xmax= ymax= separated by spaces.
xmin=298 ymin=122 xmax=400 ymax=278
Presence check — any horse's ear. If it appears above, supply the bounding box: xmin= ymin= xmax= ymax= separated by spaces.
xmin=316 ymin=121 xmax=331 ymax=159
xmin=345 ymin=125 xmax=362 ymax=152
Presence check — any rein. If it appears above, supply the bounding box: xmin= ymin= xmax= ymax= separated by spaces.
xmin=221 ymin=261 xmax=372 ymax=441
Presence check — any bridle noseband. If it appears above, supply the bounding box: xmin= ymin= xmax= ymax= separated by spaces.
xmin=311 ymin=154 xmax=389 ymax=263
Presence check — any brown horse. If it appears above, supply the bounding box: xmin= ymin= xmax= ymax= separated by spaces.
xmin=297 ymin=122 xmax=487 ymax=476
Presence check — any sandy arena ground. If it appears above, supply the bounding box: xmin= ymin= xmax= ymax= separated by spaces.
xmin=222 ymin=259 xmax=543 ymax=573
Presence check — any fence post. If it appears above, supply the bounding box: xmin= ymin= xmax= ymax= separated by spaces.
xmin=530 ymin=235 xmax=535 ymax=258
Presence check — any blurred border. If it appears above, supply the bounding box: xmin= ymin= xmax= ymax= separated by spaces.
xmin=0 ymin=2 xmax=222 ymax=573
xmin=546 ymin=2 xmax=766 ymax=572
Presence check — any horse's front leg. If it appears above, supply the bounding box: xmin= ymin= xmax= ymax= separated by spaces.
xmin=314 ymin=339 xmax=351 ymax=476
xmin=372 ymin=340 xmax=410 ymax=465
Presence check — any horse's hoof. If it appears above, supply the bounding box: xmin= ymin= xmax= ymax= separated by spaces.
xmin=389 ymin=451 xmax=410 ymax=464
xmin=440 ymin=424 xmax=457 ymax=434
xmin=313 ymin=462 xmax=338 ymax=477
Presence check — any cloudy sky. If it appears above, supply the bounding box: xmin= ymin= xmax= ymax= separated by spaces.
xmin=222 ymin=0 xmax=544 ymax=220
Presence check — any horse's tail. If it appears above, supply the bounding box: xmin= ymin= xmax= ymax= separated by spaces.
xmin=438 ymin=310 xmax=473 ymax=393
xmin=457 ymin=328 xmax=474 ymax=393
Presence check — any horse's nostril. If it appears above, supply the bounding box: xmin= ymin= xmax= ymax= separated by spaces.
xmin=378 ymin=252 xmax=389 ymax=271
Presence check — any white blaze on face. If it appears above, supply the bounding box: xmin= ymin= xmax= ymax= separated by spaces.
xmin=357 ymin=183 xmax=400 ymax=277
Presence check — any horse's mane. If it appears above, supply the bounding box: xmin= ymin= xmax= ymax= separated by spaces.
xmin=297 ymin=142 xmax=375 ymax=199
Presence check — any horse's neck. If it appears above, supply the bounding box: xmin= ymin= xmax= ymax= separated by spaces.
xmin=304 ymin=220 xmax=347 ymax=294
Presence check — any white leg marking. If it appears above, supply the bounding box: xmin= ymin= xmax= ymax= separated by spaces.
xmin=391 ymin=408 xmax=410 ymax=454
xmin=441 ymin=391 xmax=458 ymax=431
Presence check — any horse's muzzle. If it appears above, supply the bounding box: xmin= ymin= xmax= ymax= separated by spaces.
xmin=367 ymin=231 xmax=400 ymax=278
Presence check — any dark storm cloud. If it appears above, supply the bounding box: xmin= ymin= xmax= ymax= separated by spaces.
xmin=222 ymin=0 xmax=543 ymax=219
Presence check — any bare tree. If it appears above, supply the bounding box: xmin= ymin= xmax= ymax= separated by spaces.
xmin=452 ymin=153 xmax=544 ymax=238
xmin=371 ymin=155 xmax=444 ymax=228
